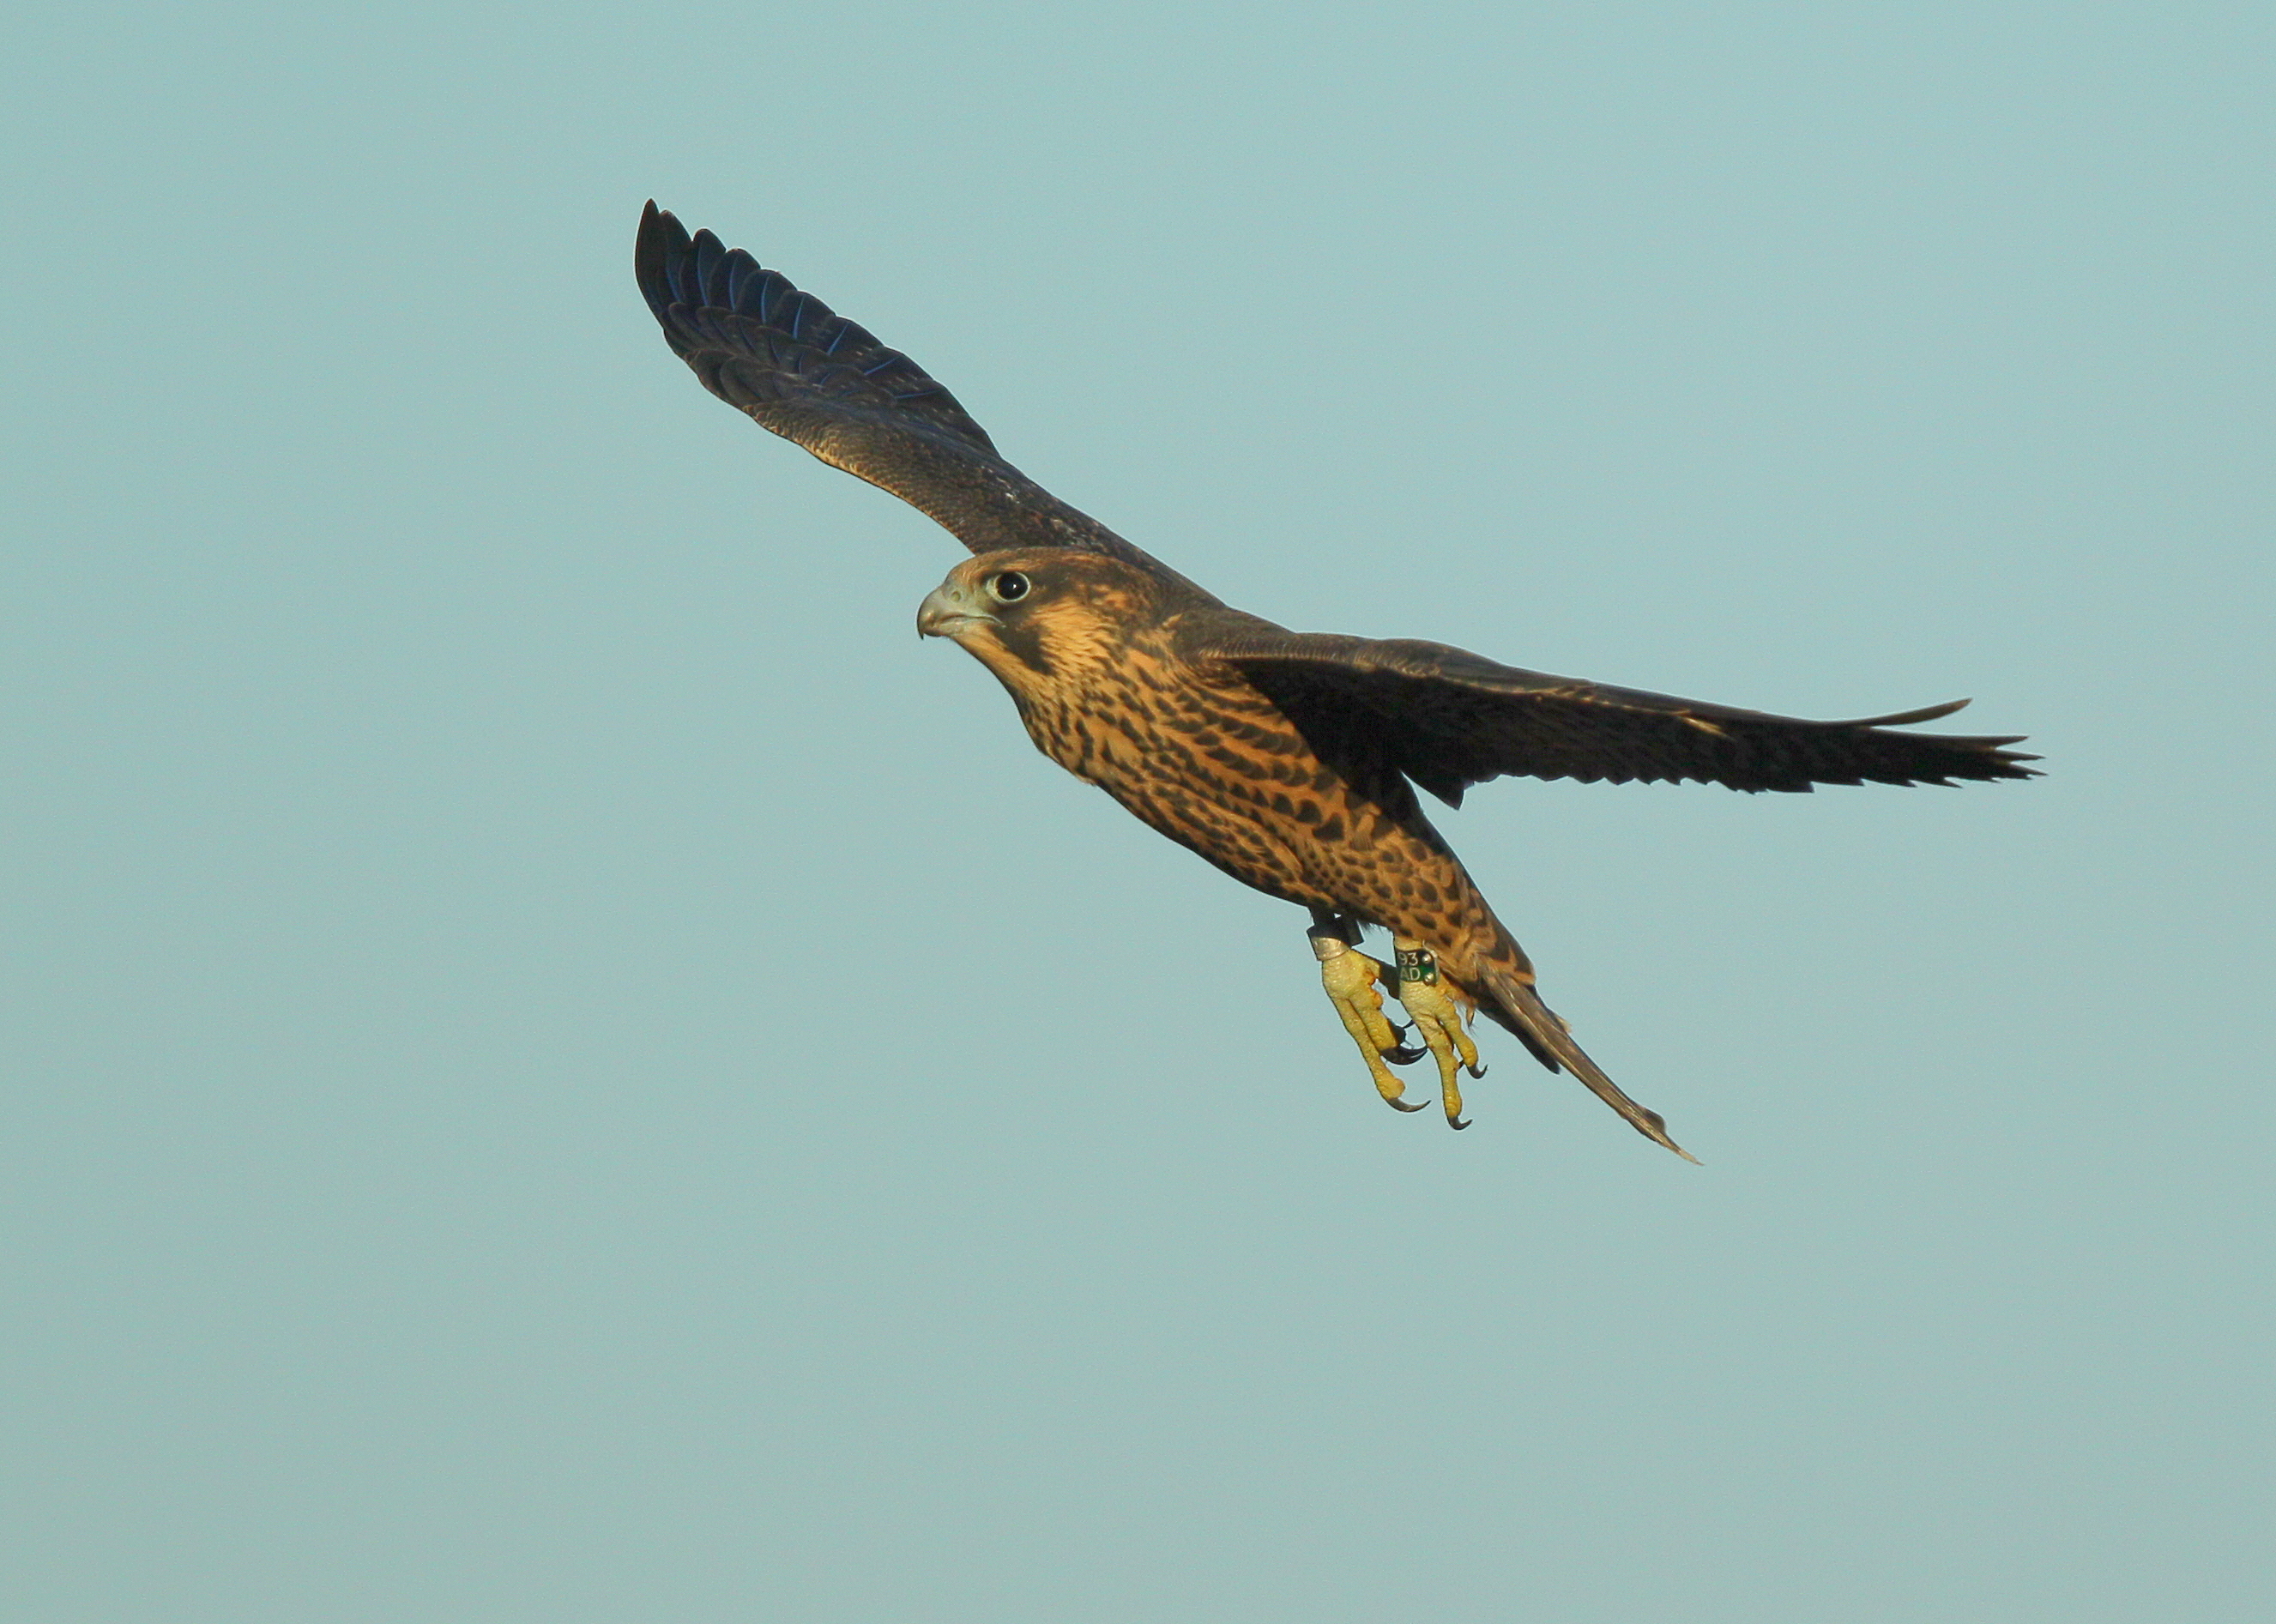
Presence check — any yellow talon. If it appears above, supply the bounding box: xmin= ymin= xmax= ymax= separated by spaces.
xmin=1311 ymin=926 xmax=1428 ymax=1112
xmin=1392 ymin=937 xmax=1484 ymax=1129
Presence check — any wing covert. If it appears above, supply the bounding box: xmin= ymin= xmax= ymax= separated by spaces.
xmin=1186 ymin=619 xmax=2038 ymax=802
xmin=636 ymin=202 xmax=1177 ymax=574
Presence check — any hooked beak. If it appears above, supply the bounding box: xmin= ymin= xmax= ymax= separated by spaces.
xmin=917 ymin=580 xmax=999 ymax=640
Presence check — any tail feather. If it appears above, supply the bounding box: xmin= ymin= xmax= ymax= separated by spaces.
xmin=1476 ymin=968 xmax=1699 ymax=1162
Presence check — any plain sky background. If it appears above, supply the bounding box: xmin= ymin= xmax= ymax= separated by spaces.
xmin=5 ymin=3 xmax=2271 ymax=1620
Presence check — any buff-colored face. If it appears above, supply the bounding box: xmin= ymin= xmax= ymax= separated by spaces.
xmin=916 ymin=550 xmax=1153 ymax=689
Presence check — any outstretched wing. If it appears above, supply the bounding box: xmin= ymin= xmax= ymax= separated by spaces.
xmin=1186 ymin=619 xmax=2038 ymax=803
xmin=636 ymin=203 xmax=1179 ymax=577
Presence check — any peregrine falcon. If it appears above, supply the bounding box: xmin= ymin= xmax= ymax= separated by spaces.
xmin=636 ymin=202 xmax=2035 ymax=1156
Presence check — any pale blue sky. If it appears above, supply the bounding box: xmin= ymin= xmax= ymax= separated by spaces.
xmin=5 ymin=3 xmax=2271 ymax=1620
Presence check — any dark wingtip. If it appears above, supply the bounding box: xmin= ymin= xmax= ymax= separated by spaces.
xmin=1835 ymin=697 xmax=1972 ymax=729
xmin=1967 ymin=740 xmax=2043 ymax=782
xmin=1866 ymin=697 xmax=1972 ymax=727
xmin=634 ymin=201 xmax=690 ymax=318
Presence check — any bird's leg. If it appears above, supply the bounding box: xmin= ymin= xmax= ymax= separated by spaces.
xmin=1392 ymin=937 xmax=1487 ymax=1131
xmin=1307 ymin=911 xmax=1429 ymax=1113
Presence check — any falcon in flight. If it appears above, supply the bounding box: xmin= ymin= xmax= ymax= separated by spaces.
xmin=634 ymin=202 xmax=2035 ymax=1157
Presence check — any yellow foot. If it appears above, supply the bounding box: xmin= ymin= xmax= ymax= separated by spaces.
xmin=1392 ymin=938 xmax=1486 ymax=1130
xmin=1310 ymin=923 xmax=1429 ymax=1113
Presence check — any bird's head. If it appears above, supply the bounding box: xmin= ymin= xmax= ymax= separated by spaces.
xmin=917 ymin=549 xmax=1166 ymax=693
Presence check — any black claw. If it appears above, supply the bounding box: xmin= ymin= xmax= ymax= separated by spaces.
xmin=1465 ymin=1062 xmax=1488 ymax=1079
xmin=1447 ymin=1115 xmax=1471 ymax=1130
xmin=1384 ymin=1044 xmax=1429 ymax=1066
xmin=1384 ymin=1094 xmax=1431 ymax=1113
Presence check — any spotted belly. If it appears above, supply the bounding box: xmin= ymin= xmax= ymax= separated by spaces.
xmin=1011 ymin=656 xmax=1512 ymax=975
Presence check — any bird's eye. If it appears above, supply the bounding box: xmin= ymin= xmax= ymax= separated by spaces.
xmin=988 ymin=571 xmax=1031 ymax=604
